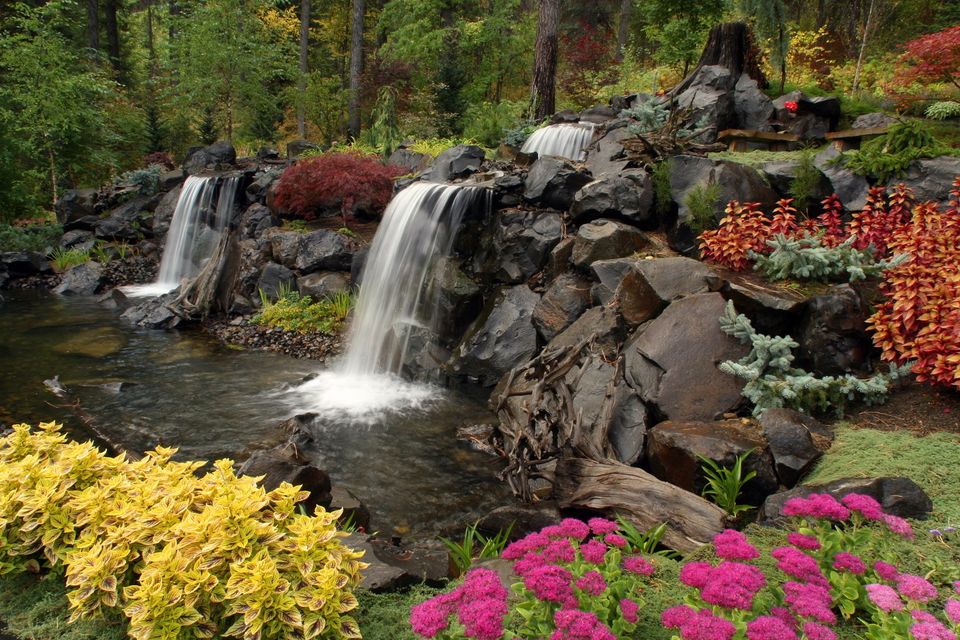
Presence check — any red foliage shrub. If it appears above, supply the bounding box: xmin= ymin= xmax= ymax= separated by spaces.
xmin=698 ymin=201 xmax=773 ymax=271
xmin=868 ymin=179 xmax=960 ymax=390
xmin=273 ymin=153 xmax=404 ymax=221
xmin=144 ymin=151 xmax=176 ymax=170
xmin=893 ymin=25 xmax=960 ymax=93
xmin=558 ymin=20 xmax=616 ymax=106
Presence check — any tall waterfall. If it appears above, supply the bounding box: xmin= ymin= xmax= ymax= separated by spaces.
xmin=520 ymin=122 xmax=596 ymax=161
xmin=124 ymin=175 xmax=239 ymax=297
xmin=291 ymin=182 xmax=489 ymax=420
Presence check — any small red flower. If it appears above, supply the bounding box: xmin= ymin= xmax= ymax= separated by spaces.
xmin=784 ymin=100 xmax=799 ymax=113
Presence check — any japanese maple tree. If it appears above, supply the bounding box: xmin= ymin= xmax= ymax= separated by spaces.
xmin=893 ymin=25 xmax=960 ymax=93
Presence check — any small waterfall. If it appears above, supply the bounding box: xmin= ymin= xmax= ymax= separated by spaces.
xmin=520 ymin=122 xmax=596 ymax=161
xmin=124 ymin=175 xmax=239 ymax=297
xmin=292 ymin=182 xmax=489 ymax=420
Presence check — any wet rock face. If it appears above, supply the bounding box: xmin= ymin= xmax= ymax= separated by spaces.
xmin=798 ymin=284 xmax=869 ymax=375
xmin=523 ymin=157 xmax=593 ymax=211
xmin=53 ymin=262 xmax=106 ymax=296
xmin=571 ymin=219 xmax=648 ymax=269
xmin=449 ymin=284 xmax=540 ymax=386
xmin=265 ymin=229 xmax=358 ymax=274
xmin=759 ymin=409 xmax=827 ymax=486
xmin=570 ymin=171 xmax=655 ymax=227
xmin=646 ymin=419 xmax=778 ymax=505
xmin=625 ymin=292 xmax=750 ymax=422
xmin=426 ymin=145 xmax=485 ymax=182
xmin=532 ymin=273 xmax=592 ymax=342
xmin=472 ymin=209 xmax=563 ymax=284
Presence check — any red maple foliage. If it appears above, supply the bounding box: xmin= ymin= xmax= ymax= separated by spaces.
xmin=273 ymin=153 xmax=404 ymax=221
xmin=893 ymin=25 xmax=960 ymax=93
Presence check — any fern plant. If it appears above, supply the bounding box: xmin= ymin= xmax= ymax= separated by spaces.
xmin=718 ymin=301 xmax=911 ymax=417
xmin=698 ymin=449 xmax=757 ymax=517
xmin=684 ymin=182 xmax=722 ymax=233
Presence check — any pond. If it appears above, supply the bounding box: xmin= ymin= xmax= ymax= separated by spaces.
xmin=0 ymin=289 xmax=511 ymax=537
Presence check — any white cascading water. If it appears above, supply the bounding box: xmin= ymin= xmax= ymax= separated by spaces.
xmin=292 ymin=182 xmax=489 ymax=421
xmin=124 ymin=175 xmax=239 ymax=297
xmin=520 ymin=122 xmax=596 ymax=161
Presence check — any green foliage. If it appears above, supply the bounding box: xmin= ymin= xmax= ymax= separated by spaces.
xmin=788 ymin=150 xmax=821 ymax=212
xmin=281 ymin=219 xmax=310 ymax=233
xmin=707 ymin=149 xmax=812 ymax=167
xmin=0 ymin=223 xmax=63 ymax=253
xmin=752 ymin=234 xmax=908 ymax=282
xmin=652 ymin=161 xmax=674 ymax=217
xmin=683 ymin=181 xmax=722 ymax=233
xmin=613 ymin=517 xmax=680 ymax=560
xmin=114 ymin=164 xmax=164 ymax=196
xmin=621 ymin=100 xmax=669 ymax=135
xmin=254 ymin=290 xmax=354 ymax=335
xmin=698 ymin=450 xmax=757 ymax=517
xmin=0 ymin=421 xmax=366 ymax=640
xmin=362 ymin=87 xmax=402 ymax=157
xmin=304 ymin=74 xmax=348 ymax=147
xmin=842 ymin=120 xmax=958 ymax=182
xmin=49 ymin=247 xmax=92 ymax=272
xmin=407 ymin=137 xmax=483 ymax=158
xmin=926 ymin=101 xmax=960 ymax=120
xmin=357 ymin=586 xmax=445 ymax=640
xmin=640 ymin=0 xmax=727 ymax=72
xmin=502 ymin=122 xmax=539 ymax=148
xmin=718 ymin=301 xmax=912 ymax=417
xmin=439 ymin=521 xmax=513 ymax=575
xmin=738 ymin=0 xmax=789 ymax=88
xmin=461 ymin=100 xmax=525 ymax=149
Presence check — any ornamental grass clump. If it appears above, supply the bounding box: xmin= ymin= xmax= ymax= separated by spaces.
xmin=0 ymin=422 xmax=366 ymax=640
xmin=410 ymin=517 xmax=657 ymax=640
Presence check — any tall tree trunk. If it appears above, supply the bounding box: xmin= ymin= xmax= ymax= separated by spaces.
xmin=347 ymin=0 xmax=365 ymax=139
xmin=615 ymin=0 xmax=631 ymax=61
xmin=104 ymin=0 xmax=122 ymax=81
xmin=852 ymin=0 xmax=875 ymax=93
xmin=530 ymin=0 xmax=559 ymax=121
xmin=670 ymin=22 xmax=768 ymax=97
xmin=297 ymin=0 xmax=310 ymax=138
xmin=86 ymin=0 xmax=100 ymax=53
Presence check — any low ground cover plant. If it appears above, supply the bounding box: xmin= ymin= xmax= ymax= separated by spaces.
xmin=700 ymin=181 xmax=960 ymax=392
xmin=0 ymin=222 xmax=63 ymax=252
xmin=410 ymin=496 xmax=960 ymax=640
xmin=0 ymin=421 xmax=366 ymax=640
xmin=254 ymin=289 xmax=354 ymax=335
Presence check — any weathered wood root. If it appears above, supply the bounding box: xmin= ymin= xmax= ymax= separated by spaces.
xmin=43 ymin=375 xmax=140 ymax=459
xmin=171 ymin=230 xmax=241 ymax=319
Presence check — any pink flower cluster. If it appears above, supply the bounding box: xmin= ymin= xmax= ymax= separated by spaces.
xmin=712 ymin=529 xmax=760 ymax=560
xmin=662 ymin=605 xmax=737 ymax=640
xmin=410 ymin=568 xmax=508 ymax=640
xmin=782 ymin=493 xmax=851 ymax=521
xmin=551 ymin=609 xmax=615 ymax=640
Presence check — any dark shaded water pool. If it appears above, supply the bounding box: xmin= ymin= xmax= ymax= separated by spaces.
xmin=0 ymin=290 xmax=511 ymax=536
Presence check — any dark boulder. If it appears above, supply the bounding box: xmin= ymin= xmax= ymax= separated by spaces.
xmin=646 ymin=419 xmax=778 ymax=505
xmin=634 ymin=256 xmax=721 ymax=303
xmin=158 ymin=169 xmax=186 ymax=192
xmin=759 ymin=160 xmax=832 ymax=200
xmin=720 ymin=273 xmax=811 ymax=335
xmin=773 ymin=92 xmax=840 ymax=139
xmin=532 ymin=273 xmax=592 ymax=342
xmin=814 ymin=146 xmax=868 ymax=211
xmin=183 ymin=141 xmax=237 ymax=174
xmin=852 ymin=113 xmax=896 ymax=130
xmin=625 ymin=293 xmax=749 ymax=421
xmin=761 ymin=477 xmax=933 ymax=525
xmin=388 ymin=147 xmax=432 ymax=174
xmin=266 ymin=229 xmax=357 ymax=273
xmin=431 ymin=257 xmax=482 ymax=341
xmin=759 ymin=409 xmax=828 ymax=486
xmin=571 ymin=219 xmax=648 ymax=269
xmin=473 ymin=209 xmax=563 ymax=284
xmin=286 ymin=139 xmax=319 ymax=161
xmin=734 ymin=74 xmax=774 ymax=131
xmin=296 ymin=271 xmax=350 ymax=299
xmin=674 ymin=65 xmax=737 ymax=141
xmin=237 ymin=448 xmax=332 ymax=513
xmin=524 ymin=157 xmax=593 ymax=211
xmin=570 ymin=170 xmax=655 ymax=227
xmin=579 ymin=105 xmax=618 ymax=123
xmin=479 ymin=502 xmax=562 ymax=539
xmin=1 ymin=251 xmax=50 ymax=277
xmin=55 ymin=188 xmax=98 ymax=224
xmin=59 ymin=229 xmax=96 ymax=252
xmin=239 ymin=203 xmax=278 ymax=239
xmin=351 ymin=246 xmax=369 ymax=288
xmin=120 ymin=292 xmax=181 ymax=329
xmin=153 ymin=185 xmax=183 ymax=239
xmin=582 ymin=125 xmax=632 ymax=177
xmin=94 ymin=198 xmax=156 ymax=241
xmin=900 ymin=157 xmax=960 ymax=206
xmin=449 ymin=285 xmax=540 ymax=386
xmin=798 ymin=284 xmax=869 ymax=375
xmin=53 ymin=262 xmax=105 ymax=296
xmin=245 ymin=169 xmax=282 ymax=204
xmin=256 ymin=262 xmax=297 ymax=301
xmin=546 ymin=306 xmax=625 ymax=358
xmin=427 ymin=145 xmax=485 ymax=182
xmin=544 ymin=236 xmax=575 ymax=281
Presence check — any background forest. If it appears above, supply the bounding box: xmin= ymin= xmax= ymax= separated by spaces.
xmin=0 ymin=0 xmax=957 ymax=223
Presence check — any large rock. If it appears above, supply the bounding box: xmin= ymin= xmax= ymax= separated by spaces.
xmin=583 ymin=125 xmax=632 ymax=177
xmin=570 ymin=171 xmax=655 ymax=227
xmin=450 ymin=285 xmax=540 ymax=386
xmin=55 ymin=188 xmax=98 ymax=224
xmin=646 ymin=419 xmax=778 ymax=505
xmin=571 ymin=219 xmax=648 ymax=269
xmin=239 ymin=203 xmax=277 ymax=239
xmin=245 ymin=169 xmax=282 ymax=203
xmin=183 ymin=141 xmax=237 ymax=174
xmin=237 ymin=448 xmax=332 ymax=513
xmin=94 ymin=198 xmax=157 ymax=241
xmin=674 ymin=65 xmax=737 ymax=141
xmin=120 ymin=292 xmax=181 ymax=329
xmin=479 ymin=502 xmax=562 ymax=539
xmin=256 ymin=262 xmax=297 ymax=301
xmin=798 ymin=284 xmax=869 ymax=375
xmin=761 ymin=476 xmax=933 ymax=525
xmin=546 ymin=306 xmax=625 ymax=358
xmin=734 ymin=74 xmax=774 ymax=131
xmin=296 ymin=271 xmax=350 ymax=299
xmin=852 ymin=112 xmax=896 ymax=130
xmin=634 ymin=257 xmax=721 ymax=302
xmin=295 ymin=230 xmax=357 ymax=272
xmin=431 ymin=257 xmax=482 ymax=340
xmin=759 ymin=160 xmax=832 ymax=200
xmin=814 ymin=146 xmax=869 ymax=211
xmin=473 ymin=209 xmax=563 ymax=284
xmin=900 ymin=157 xmax=960 ymax=206
xmin=759 ymin=409 xmax=827 ymax=486
xmin=532 ymin=273 xmax=592 ymax=342
xmin=427 ymin=145 xmax=485 ymax=182
xmin=1 ymin=251 xmax=50 ymax=277
xmin=524 ymin=157 xmax=593 ymax=210
xmin=59 ymin=229 xmax=96 ymax=252
xmin=388 ymin=147 xmax=432 ymax=174
xmin=625 ymin=293 xmax=749 ymax=421
xmin=152 ymin=185 xmax=183 ymax=238
xmin=773 ymin=92 xmax=840 ymax=139
xmin=53 ymin=262 xmax=105 ymax=296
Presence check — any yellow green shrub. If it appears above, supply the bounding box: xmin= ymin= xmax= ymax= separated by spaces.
xmin=0 ymin=422 xmax=367 ymax=640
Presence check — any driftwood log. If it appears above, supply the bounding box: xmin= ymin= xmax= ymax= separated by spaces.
xmin=171 ymin=229 xmax=242 ymax=319
xmin=42 ymin=375 xmax=140 ymax=460
xmin=554 ymin=458 xmax=727 ymax=554
xmin=620 ymin=104 xmax=727 ymax=165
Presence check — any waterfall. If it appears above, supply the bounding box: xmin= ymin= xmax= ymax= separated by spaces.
xmin=520 ymin=122 xmax=596 ymax=161
xmin=290 ymin=182 xmax=489 ymax=420
xmin=124 ymin=175 xmax=239 ymax=298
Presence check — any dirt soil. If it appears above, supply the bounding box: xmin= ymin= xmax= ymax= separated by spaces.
xmin=841 ymin=381 xmax=960 ymax=435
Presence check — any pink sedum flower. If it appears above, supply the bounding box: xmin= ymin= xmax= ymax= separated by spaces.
xmin=579 ymin=539 xmax=607 ymax=565
xmin=557 ymin=518 xmax=590 ymax=541
xmin=772 ymin=546 xmax=828 ymax=585
xmin=587 ymin=517 xmax=619 ymax=535
xmin=782 ymin=493 xmax=850 ymax=521
xmin=746 ymin=615 xmax=798 ymax=640
xmin=543 ymin=539 xmax=576 ymax=563
xmin=619 ymin=598 xmax=640 ymax=624
xmin=713 ymin=529 xmax=760 ymax=560
xmin=679 ymin=562 xmax=713 ymax=589
xmin=910 ymin=621 xmax=957 ymax=640
xmin=699 ymin=562 xmax=767 ymax=611
xmin=833 ymin=552 xmax=867 ymax=575
xmin=784 ymin=582 xmax=836 ymax=624
xmin=866 ymin=583 xmax=905 ymax=613
xmin=898 ymin=574 xmax=939 ymax=603
xmin=786 ymin=532 xmax=821 ymax=551
xmin=884 ymin=514 xmax=915 ymax=539
xmin=874 ymin=561 xmax=899 ymax=581
xmin=623 ymin=555 xmax=655 ymax=576
xmin=946 ymin=599 xmax=960 ymax=625
xmin=841 ymin=493 xmax=885 ymax=520
xmin=552 ymin=609 xmax=615 ymax=640
xmin=575 ymin=570 xmax=607 ymax=597
xmin=604 ymin=533 xmax=627 ymax=548
xmin=802 ymin=622 xmax=837 ymax=640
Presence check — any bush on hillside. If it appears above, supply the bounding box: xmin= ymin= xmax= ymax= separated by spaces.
xmin=273 ymin=152 xmax=403 ymax=221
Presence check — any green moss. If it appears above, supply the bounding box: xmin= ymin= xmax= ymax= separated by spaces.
xmin=807 ymin=426 xmax=960 ymax=524
xmin=357 ymin=585 xmax=444 ymax=640
xmin=707 ymin=149 xmax=811 ymax=167
xmin=0 ymin=573 xmax=125 ymax=640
